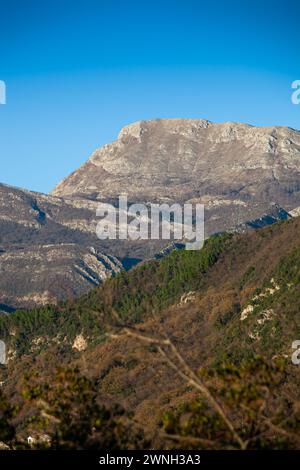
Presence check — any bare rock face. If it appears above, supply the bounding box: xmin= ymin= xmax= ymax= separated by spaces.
xmin=52 ymin=119 xmax=300 ymax=203
xmin=0 ymin=243 xmax=122 ymax=310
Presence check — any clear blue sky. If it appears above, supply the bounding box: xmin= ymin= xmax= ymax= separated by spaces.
xmin=0 ymin=0 xmax=299 ymax=193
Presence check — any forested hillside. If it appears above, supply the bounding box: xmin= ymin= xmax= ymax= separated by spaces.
xmin=1 ymin=217 xmax=300 ymax=449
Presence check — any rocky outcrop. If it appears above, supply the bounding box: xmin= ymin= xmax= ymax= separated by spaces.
xmin=0 ymin=243 xmax=122 ymax=310
xmin=0 ymin=183 xmax=123 ymax=309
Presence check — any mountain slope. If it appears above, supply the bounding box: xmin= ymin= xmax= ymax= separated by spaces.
xmin=3 ymin=216 xmax=300 ymax=360
xmin=0 ymin=183 xmax=123 ymax=309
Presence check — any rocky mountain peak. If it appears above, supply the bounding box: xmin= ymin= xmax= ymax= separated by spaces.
xmin=51 ymin=118 xmax=300 ymax=207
